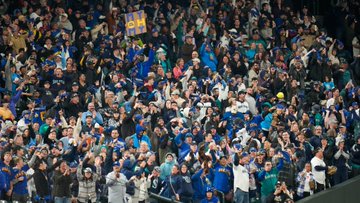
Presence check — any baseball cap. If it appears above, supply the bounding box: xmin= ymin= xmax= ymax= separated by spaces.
xmin=249 ymin=147 xmax=257 ymax=153
xmin=72 ymin=82 xmax=79 ymax=86
xmin=153 ymin=166 xmax=161 ymax=172
xmin=185 ymin=133 xmax=193 ymax=138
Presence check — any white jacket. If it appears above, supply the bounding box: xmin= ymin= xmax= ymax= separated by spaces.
xmin=106 ymin=171 xmax=127 ymax=203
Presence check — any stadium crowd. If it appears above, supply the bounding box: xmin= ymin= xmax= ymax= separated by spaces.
xmin=0 ymin=0 xmax=360 ymax=203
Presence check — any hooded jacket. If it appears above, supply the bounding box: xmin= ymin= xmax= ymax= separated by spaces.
xmin=131 ymin=124 xmax=152 ymax=149
xmin=160 ymin=153 xmax=177 ymax=180
xmin=199 ymin=43 xmax=218 ymax=72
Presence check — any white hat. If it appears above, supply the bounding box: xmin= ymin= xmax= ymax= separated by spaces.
xmin=84 ymin=167 xmax=93 ymax=173
xmin=192 ymin=58 xmax=200 ymax=63
xmin=228 ymin=28 xmax=237 ymax=33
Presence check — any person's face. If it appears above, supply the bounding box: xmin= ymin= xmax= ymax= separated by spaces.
xmin=181 ymin=165 xmax=187 ymax=173
xmin=166 ymin=155 xmax=173 ymax=162
xmin=62 ymin=129 xmax=68 ymax=137
xmin=60 ymin=162 xmax=68 ymax=172
xmin=88 ymin=103 xmax=95 ymax=111
xmin=282 ymin=132 xmax=289 ymax=141
xmin=41 ymin=149 xmax=48 ymax=157
xmin=220 ymin=157 xmax=227 ymax=166
xmin=85 ymin=171 xmax=92 ymax=178
xmin=269 ymin=148 xmax=275 ymax=156
xmin=4 ymin=153 xmax=12 ymax=162
xmin=264 ymin=161 xmax=272 ymax=171
xmin=171 ymin=103 xmax=178 ymax=109
xmin=67 ymin=128 xmax=73 ymax=136
xmin=52 ymin=147 xmax=60 ymax=155
xmin=30 ymin=76 xmax=37 ymax=84
xmin=111 ymin=130 xmax=119 ymax=139
xmin=171 ymin=166 xmax=179 ymax=175
xmin=39 ymin=162 xmax=47 ymax=170
xmin=113 ymin=165 xmax=120 ymax=173
xmin=86 ymin=116 xmax=92 ymax=124
xmin=305 ymin=163 xmax=311 ymax=172
xmin=205 ymin=134 xmax=213 ymax=142
xmin=140 ymin=143 xmax=148 ymax=152
xmin=44 ymin=83 xmax=50 ymax=89
xmin=316 ymin=150 xmax=324 ymax=159
xmin=206 ymin=191 xmax=213 ymax=199
xmin=152 ymin=170 xmax=159 ymax=177
xmin=302 ymin=113 xmax=309 ymax=120
xmin=49 ymin=131 xmax=56 ymax=140
xmin=315 ymin=127 xmax=322 ymax=135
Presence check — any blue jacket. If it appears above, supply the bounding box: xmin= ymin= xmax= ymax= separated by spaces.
xmin=200 ymin=44 xmax=218 ymax=72
xmin=212 ymin=163 xmax=232 ymax=193
xmin=161 ymin=174 xmax=182 ymax=198
xmin=175 ymin=132 xmax=191 ymax=161
xmin=12 ymin=165 xmax=30 ymax=195
xmin=260 ymin=113 xmax=273 ymax=131
xmin=191 ymin=169 xmax=214 ymax=200
xmin=121 ymin=159 xmax=137 ymax=180
xmin=160 ymin=159 xmax=176 ymax=180
xmin=131 ymin=125 xmax=152 ymax=150
xmin=0 ymin=162 xmax=12 ymax=194
xmin=136 ymin=49 xmax=155 ymax=79
xmin=0 ymin=171 xmax=6 ymax=198
xmin=200 ymin=196 xmax=219 ymax=203
xmin=179 ymin=173 xmax=194 ymax=197
xmin=9 ymin=90 xmax=22 ymax=118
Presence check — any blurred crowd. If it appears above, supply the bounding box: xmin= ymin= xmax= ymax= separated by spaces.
xmin=0 ymin=0 xmax=360 ymax=203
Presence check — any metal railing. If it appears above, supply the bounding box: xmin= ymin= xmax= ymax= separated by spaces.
xmin=149 ymin=192 xmax=183 ymax=203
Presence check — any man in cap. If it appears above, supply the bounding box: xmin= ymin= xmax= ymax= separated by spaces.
xmin=63 ymin=93 xmax=83 ymax=118
xmin=106 ymin=161 xmax=133 ymax=203
xmin=175 ymin=129 xmax=194 ymax=162
xmin=213 ymin=155 xmax=232 ymax=199
xmin=202 ymin=187 xmax=220 ymax=203
xmin=237 ymin=90 xmax=250 ymax=114
xmin=171 ymin=89 xmax=185 ymax=107
xmin=233 ymin=150 xmax=250 ymax=203
xmin=58 ymin=12 xmax=73 ymax=32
